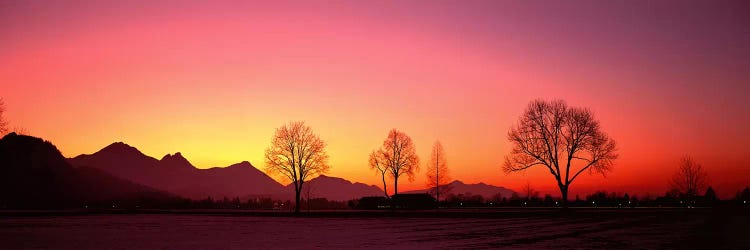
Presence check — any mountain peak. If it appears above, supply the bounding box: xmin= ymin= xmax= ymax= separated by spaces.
xmin=161 ymin=152 xmax=186 ymax=161
xmin=159 ymin=152 xmax=194 ymax=169
xmin=311 ymin=175 xmax=350 ymax=183
xmin=224 ymin=161 xmax=254 ymax=169
xmin=98 ymin=142 xmax=142 ymax=155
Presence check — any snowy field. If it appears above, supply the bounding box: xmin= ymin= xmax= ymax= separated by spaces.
xmin=1 ymin=209 xmax=747 ymax=249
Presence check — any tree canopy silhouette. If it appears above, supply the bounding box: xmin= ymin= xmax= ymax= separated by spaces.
xmin=670 ymin=156 xmax=708 ymax=200
xmin=425 ymin=141 xmax=450 ymax=202
xmin=504 ymin=99 xmax=618 ymax=208
xmin=264 ymin=121 xmax=330 ymax=213
xmin=373 ymin=129 xmax=419 ymax=196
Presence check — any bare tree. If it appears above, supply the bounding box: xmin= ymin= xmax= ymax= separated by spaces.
xmin=369 ymin=149 xmax=390 ymax=198
xmin=426 ymin=141 xmax=450 ymax=202
xmin=0 ymin=98 xmax=8 ymax=136
xmin=670 ymin=156 xmax=708 ymax=199
xmin=504 ymin=99 xmax=618 ymax=208
xmin=376 ymin=129 xmax=420 ymax=195
xmin=264 ymin=121 xmax=330 ymax=213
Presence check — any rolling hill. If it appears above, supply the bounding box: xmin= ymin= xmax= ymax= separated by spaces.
xmin=0 ymin=133 xmax=178 ymax=209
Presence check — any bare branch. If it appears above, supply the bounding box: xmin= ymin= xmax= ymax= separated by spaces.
xmin=0 ymin=98 xmax=8 ymax=136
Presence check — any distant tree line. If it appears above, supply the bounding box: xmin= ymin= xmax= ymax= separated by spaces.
xmin=18 ymin=185 xmax=743 ymax=210
xmin=0 ymin=195 xmax=191 ymax=210
xmin=0 ymin=195 xmax=364 ymax=210
xmin=359 ymin=186 xmax=750 ymax=209
xmin=158 ymin=196 xmax=354 ymax=210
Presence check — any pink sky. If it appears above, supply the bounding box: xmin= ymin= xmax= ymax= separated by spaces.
xmin=1 ymin=1 xmax=749 ymax=198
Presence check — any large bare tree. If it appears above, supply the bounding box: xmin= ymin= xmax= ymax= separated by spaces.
xmin=369 ymin=149 xmax=390 ymax=198
xmin=0 ymin=98 xmax=8 ymax=135
xmin=504 ymin=99 xmax=618 ymax=208
xmin=376 ymin=129 xmax=420 ymax=195
xmin=670 ymin=156 xmax=708 ymax=199
xmin=264 ymin=121 xmax=330 ymax=213
xmin=425 ymin=141 xmax=450 ymax=202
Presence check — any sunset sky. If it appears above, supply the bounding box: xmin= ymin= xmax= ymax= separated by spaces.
xmin=2 ymin=1 xmax=748 ymax=198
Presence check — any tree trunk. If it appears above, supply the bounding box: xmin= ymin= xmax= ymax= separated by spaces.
xmin=560 ymin=185 xmax=569 ymax=209
xmin=294 ymin=187 xmax=301 ymax=213
xmin=436 ymin=161 xmax=439 ymax=209
xmin=394 ymin=176 xmax=398 ymax=196
xmin=381 ymin=173 xmax=389 ymax=199
xmin=306 ymin=187 xmax=310 ymax=213
xmin=436 ymin=190 xmax=440 ymax=209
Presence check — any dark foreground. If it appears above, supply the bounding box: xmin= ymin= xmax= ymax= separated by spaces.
xmin=1 ymin=208 xmax=747 ymax=249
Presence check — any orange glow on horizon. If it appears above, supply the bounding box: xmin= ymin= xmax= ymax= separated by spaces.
xmin=2 ymin=1 xmax=748 ymax=198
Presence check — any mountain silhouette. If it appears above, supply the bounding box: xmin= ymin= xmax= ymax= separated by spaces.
xmin=405 ymin=180 xmax=516 ymax=199
xmin=0 ymin=133 xmax=176 ymax=208
xmin=288 ymin=175 xmax=384 ymax=201
xmin=177 ymin=161 xmax=286 ymax=200
xmin=69 ymin=142 xmax=285 ymax=200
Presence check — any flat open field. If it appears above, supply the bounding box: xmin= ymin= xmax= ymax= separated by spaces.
xmin=1 ymin=209 xmax=748 ymax=249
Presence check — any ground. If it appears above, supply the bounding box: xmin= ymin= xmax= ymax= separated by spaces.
xmin=1 ymin=209 xmax=747 ymax=249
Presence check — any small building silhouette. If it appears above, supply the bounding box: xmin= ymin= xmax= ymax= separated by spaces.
xmin=355 ymin=194 xmax=437 ymax=210
xmin=356 ymin=196 xmax=390 ymax=210
xmin=391 ymin=193 xmax=436 ymax=210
